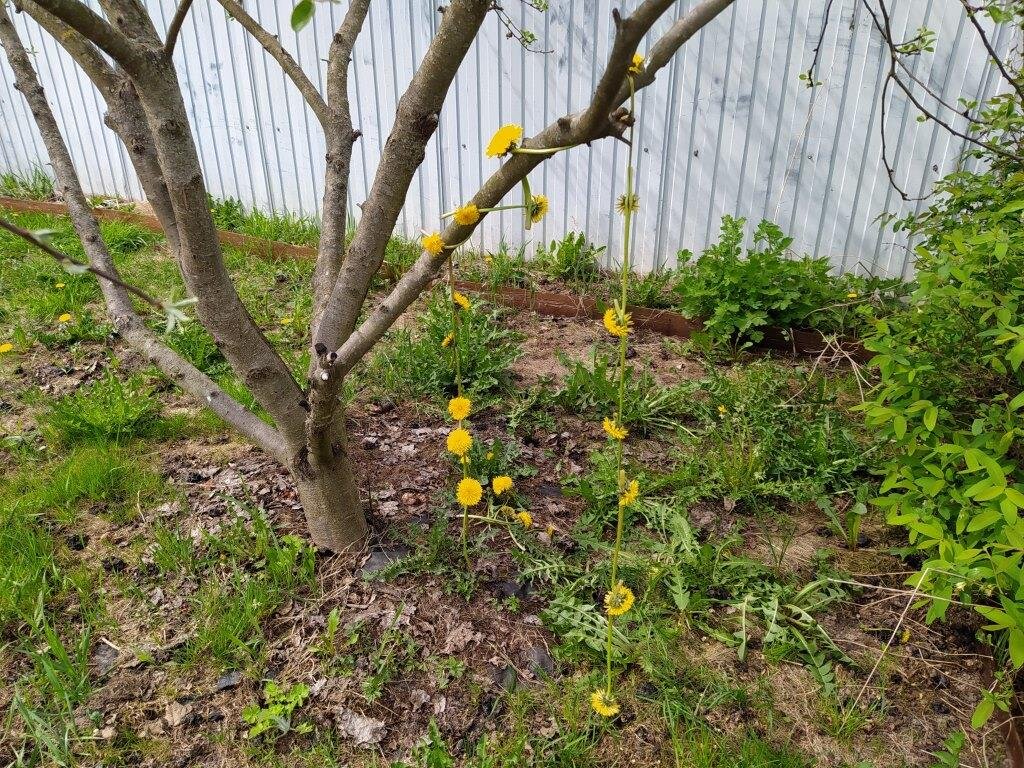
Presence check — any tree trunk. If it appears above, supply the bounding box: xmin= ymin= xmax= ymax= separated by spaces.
xmin=293 ymin=436 xmax=368 ymax=552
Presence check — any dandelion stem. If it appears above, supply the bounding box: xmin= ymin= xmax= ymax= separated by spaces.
xmin=605 ymin=76 xmax=637 ymax=700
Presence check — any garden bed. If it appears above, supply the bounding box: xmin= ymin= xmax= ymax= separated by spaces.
xmin=0 ymin=208 xmax=1008 ymax=765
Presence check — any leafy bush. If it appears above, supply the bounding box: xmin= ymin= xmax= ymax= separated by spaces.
xmin=674 ymin=216 xmax=904 ymax=349
xmin=41 ymin=371 xmax=162 ymax=446
xmin=535 ymin=232 xmax=605 ymax=286
xmin=862 ymin=159 xmax=1024 ymax=669
xmin=555 ymin=348 xmax=688 ymax=435
xmin=370 ymin=290 xmax=522 ymax=400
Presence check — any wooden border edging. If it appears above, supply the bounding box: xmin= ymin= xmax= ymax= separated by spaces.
xmin=454 ymin=280 xmax=873 ymax=364
xmin=0 ymin=195 xmax=319 ymax=262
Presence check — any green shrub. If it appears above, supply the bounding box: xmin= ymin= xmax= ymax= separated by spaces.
xmin=535 ymin=232 xmax=605 ymax=286
xmin=862 ymin=159 xmax=1024 ymax=670
xmin=674 ymin=216 xmax=904 ymax=349
xmin=556 ymin=348 xmax=688 ymax=435
xmin=370 ymin=290 xmax=522 ymax=400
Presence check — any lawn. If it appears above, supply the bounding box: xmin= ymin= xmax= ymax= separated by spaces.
xmin=0 ymin=203 xmax=1003 ymax=767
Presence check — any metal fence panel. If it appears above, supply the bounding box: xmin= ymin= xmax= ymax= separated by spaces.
xmin=0 ymin=1 xmax=1008 ymax=275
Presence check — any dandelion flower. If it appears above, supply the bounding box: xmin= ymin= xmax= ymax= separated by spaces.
xmin=846 ymin=291 xmax=858 ymax=299
xmin=55 ymin=282 xmax=65 ymax=289
xmin=0 ymin=342 xmax=12 ymax=354
xmin=452 ymin=291 xmax=471 ymax=310
xmin=602 ymin=417 xmax=628 ymax=441
xmin=619 ymin=479 xmax=639 ymax=508
xmin=453 ymin=203 xmax=480 ymax=226
xmin=57 ymin=313 xmax=72 ymax=324
xmin=616 ymin=192 xmax=640 ymax=215
xmin=604 ymin=582 xmax=635 ymax=617
xmin=629 ymin=53 xmax=644 ymax=75
xmin=456 ymin=477 xmax=483 ymax=507
xmin=441 ymin=333 xmax=454 ymax=348
xmin=448 ymin=396 xmax=472 ymax=421
xmin=717 ymin=404 xmax=727 ymax=415
xmin=591 ymin=689 xmax=620 ymax=718
xmin=486 ymin=123 xmax=523 ymax=157
xmin=280 ymin=317 xmax=293 ymax=325
xmin=529 ymin=194 xmax=549 ymax=224
xmin=603 ymin=307 xmax=630 ymax=338
xmin=516 ymin=510 xmax=533 ymax=528
xmin=422 ymin=232 xmax=445 ymax=255
xmin=492 ymin=475 xmax=513 ymax=496
xmin=447 ymin=427 xmax=473 ymax=457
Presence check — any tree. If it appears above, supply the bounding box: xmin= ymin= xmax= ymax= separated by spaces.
xmin=0 ymin=0 xmax=734 ymax=551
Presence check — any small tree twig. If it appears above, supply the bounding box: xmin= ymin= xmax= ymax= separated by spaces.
xmin=163 ymin=0 xmax=194 ymax=57
xmin=0 ymin=216 xmax=164 ymax=312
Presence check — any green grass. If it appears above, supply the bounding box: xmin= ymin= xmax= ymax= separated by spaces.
xmin=0 ymin=166 xmax=55 ymax=200
xmin=40 ymin=370 xmax=165 ymax=446
xmin=183 ymin=511 xmax=316 ymax=670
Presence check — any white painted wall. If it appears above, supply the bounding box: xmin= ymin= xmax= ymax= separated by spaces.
xmin=0 ymin=1 xmax=1009 ymax=276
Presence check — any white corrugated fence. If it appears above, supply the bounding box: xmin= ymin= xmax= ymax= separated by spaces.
xmin=0 ymin=1 xmax=1011 ymax=276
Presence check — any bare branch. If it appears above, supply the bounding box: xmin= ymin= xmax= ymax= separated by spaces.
xmin=215 ymin=0 xmax=329 ymax=125
xmin=313 ymin=0 xmax=491 ymax=354
xmin=29 ymin=0 xmax=148 ymax=75
xmin=16 ymin=0 xmax=118 ymax=90
xmin=312 ymin=0 xmax=370 ymax=332
xmin=0 ymin=217 xmax=163 ymax=311
xmin=958 ymin=0 xmax=1024 ymax=104
xmin=163 ymin=0 xmax=193 ymax=57
xmin=329 ymin=0 xmax=736 ymax=374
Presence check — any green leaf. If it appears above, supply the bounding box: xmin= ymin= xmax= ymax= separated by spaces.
xmin=923 ymin=405 xmax=938 ymax=431
xmin=893 ymin=414 xmax=907 ymax=440
xmin=290 ymin=0 xmax=315 ymax=31
xmin=1009 ymin=629 xmax=1024 ymax=669
xmin=971 ymin=696 xmax=995 ymax=729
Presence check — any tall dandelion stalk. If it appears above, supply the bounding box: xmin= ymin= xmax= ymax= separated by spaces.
xmin=592 ymin=54 xmax=643 ymax=721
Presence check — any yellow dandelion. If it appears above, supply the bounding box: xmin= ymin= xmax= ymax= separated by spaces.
xmin=529 ymin=194 xmax=549 ymax=224
xmin=0 ymin=342 xmax=13 ymax=354
xmin=616 ymin=192 xmax=640 ymax=215
xmin=55 ymin=282 xmax=65 ymax=289
xmin=57 ymin=313 xmax=72 ymax=324
xmin=448 ymin=396 xmax=472 ymax=422
xmin=446 ymin=427 xmax=473 ymax=457
xmin=456 ymin=477 xmax=483 ymax=507
xmin=591 ymin=689 xmax=620 ymax=718
xmin=453 ymin=203 xmax=480 ymax=226
xmin=452 ymin=291 xmax=471 ymax=310
xmin=280 ymin=317 xmax=293 ymax=325
xmin=422 ymin=232 xmax=445 ymax=255
xmin=486 ymin=451 xmax=494 ymax=460
xmin=619 ymin=479 xmax=639 ymax=508
xmin=492 ymin=475 xmax=513 ymax=496
xmin=516 ymin=510 xmax=533 ymax=528
xmin=441 ymin=333 xmax=454 ymax=348
xmin=629 ymin=52 xmax=644 ymax=75
xmin=602 ymin=307 xmax=630 ymax=338
xmin=486 ymin=123 xmax=523 ymax=157
xmin=604 ymin=582 xmax=635 ymax=617
xmin=717 ymin=404 xmax=727 ymax=415
xmin=847 ymin=291 xmax=858 ymax=299
xmin=602 ymin=417 xmax=628 ymax=441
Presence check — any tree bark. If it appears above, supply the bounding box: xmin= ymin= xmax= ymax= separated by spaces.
xmin=292 ymin=426 xmax=367 ymax=551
